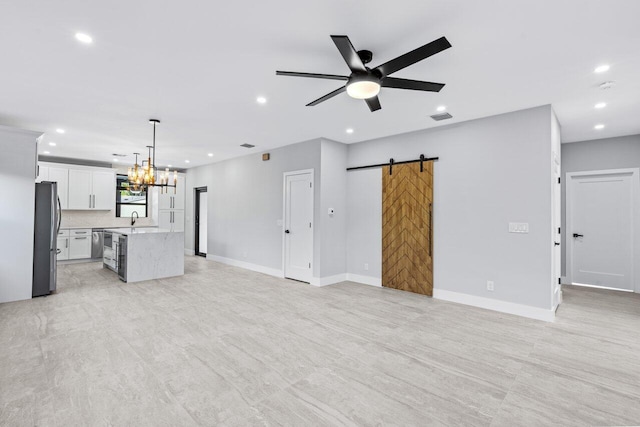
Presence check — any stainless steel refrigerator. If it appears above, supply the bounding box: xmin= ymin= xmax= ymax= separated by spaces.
xmin=33 ymin=181 xmax=61 ymax=297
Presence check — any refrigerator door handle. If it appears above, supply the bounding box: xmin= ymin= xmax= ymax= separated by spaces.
xmin=57 ymin=196 xmax=62 ymax=234
xmin=50 ymin=188 xmax=56 ymax=251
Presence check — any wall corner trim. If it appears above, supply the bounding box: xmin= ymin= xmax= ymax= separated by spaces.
xmin=345 ymin=273 xmax=382 ymax=287
xmin=206 ymin=254 xmax=284 ymax=278
xmin=433 ymin=289 xmax=556 ymax=322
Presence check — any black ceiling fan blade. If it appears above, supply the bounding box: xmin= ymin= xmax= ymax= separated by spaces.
xmin=375 ymin=36 xmax=452 ymax=77
xmin=382 ymin=77 xmax=445 ymax=92
xmin=365 ymin=96 xmax=381 ymax=112
xmin=330 ymin=35 xmax=367 ymax=73
xmin=306 ymin=86 xmax=346 ymax=106
xmin=276 ymin=71 xmax=348 ymax=81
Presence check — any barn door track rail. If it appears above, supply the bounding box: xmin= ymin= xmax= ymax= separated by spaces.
xmin=346 ymin=154 xmax=438 ymax=175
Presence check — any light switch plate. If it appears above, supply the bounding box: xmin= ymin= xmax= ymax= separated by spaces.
xmin=509 ymin=222 xmax=529 ymax=233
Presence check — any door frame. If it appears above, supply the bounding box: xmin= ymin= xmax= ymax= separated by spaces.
xmin=194 ymin=186 xmax=207 ymax=257
xmin=565 ymin=168 xmax=640 ymax=292
xmin=282 ymin=169 xmax=314 ymax=281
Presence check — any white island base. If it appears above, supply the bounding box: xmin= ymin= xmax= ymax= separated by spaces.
xmin=105 ymin=228 xmax=184 ymax=283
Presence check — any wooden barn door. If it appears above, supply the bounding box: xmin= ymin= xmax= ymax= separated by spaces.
xmin=382 ymin=161 xmax=433 ymax=296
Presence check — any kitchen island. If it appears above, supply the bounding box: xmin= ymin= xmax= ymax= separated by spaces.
xmin=103 ymin=228 xmax=184 ymax=283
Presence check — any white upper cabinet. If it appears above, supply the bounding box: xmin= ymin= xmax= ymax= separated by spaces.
xmin=68 ymin=169 xmax=92 ymax=209
xmin=67 ymin=167 xmax=115 ymax=210
xmin=48 ymin=167 xmax=69 ymax=209
xmin=92 ymin=170 xmax=115 ymax=210
xmin=38 ymin=162 xmax=114 ymax=210
xmin=36 ymin=165 xmax=49 ymax=183
xmin=157 ymin=174 xmax=185 ymax=211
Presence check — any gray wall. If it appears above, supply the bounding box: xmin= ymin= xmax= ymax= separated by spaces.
xmin=0 ymin=125 xmax=41 ymax=303
xmin=185 ymin=139 xmax=322 ymax=276
xmin=319 ymin=139 xmax=348 ymax=277
xmin=560 ymin=134 xmax=640 ymax=275
xmin=346 ymin=106 xmax=555 ymax=309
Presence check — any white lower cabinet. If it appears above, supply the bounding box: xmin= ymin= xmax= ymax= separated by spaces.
xmin=67 ymin=229 xmax=92 ymax=259
xmin=57 ymin=237 xmax=69 ymax=260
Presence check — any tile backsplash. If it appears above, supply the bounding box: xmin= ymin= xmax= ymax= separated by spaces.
xmin=61 ymin=209 xmax=156 ymax=228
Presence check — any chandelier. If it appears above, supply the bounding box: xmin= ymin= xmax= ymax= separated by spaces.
xmin=127 ymin=119 xmax=177 ymax=194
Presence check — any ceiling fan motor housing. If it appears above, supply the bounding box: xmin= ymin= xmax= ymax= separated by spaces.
xmin=357 ymin=49 xmax=373 ymax=64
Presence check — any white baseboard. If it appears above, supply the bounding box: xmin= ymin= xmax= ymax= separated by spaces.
xmin=184 ymin=249 xmax=195 ymax=256
xmin=433 ymin=289 xmax=556 ymax=322
xmin=345 ymin=273 xmax=382 ymax=287
xmin=206 ymin=254 xmax=284 ymax=278
xmin=309 ymin=273 xmax=347 ymax=287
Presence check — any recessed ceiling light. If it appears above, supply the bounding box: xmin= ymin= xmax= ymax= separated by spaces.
xmin=168 ymin=164 xmax=172 ymax=168
xmin=256 ymin=96 xmax=267 ymax=104
xmin=56 ymin=128 xmax=65 ymax=134
xmin=594 ymin=64 xmax=610 ymax=73
xmin=113 ymin=158 xmax=118 ymax=162
xmin=346 ymin=128 xmax=354 ymax=134
xmin=594 ymin=124 xmax=605 ymax=130
xmin=49 ymin=142 xmax=56 ymax=146
xmin=43 ymin=151 xmax=50 ymax=154
xmin=185 ymin=160 xmax=190 ymax=163
xmin=208 ymin=153 xmax=214 ymax=157
xmin=594 ymin=102 xmax=607 ymax=109
xmin=75 ymin=33 xmax=93 ymax=44
xmin=436 ymin=105 xmax=447 ymax=112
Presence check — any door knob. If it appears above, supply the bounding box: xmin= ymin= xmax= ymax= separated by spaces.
xmin=573 ymin=233 xmax=584 ymax=238
xmin=554 ymin=242 xmax=560 ymax=246
xmin=285 ymin=230 xmax=290 ymax=234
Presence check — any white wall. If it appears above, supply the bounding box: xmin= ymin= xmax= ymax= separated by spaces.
xmin=0 ymin=125 xmax=42 ymax=303
xmin=550 ymin=108 xmax=562 ymax=309
xmin=346 ymin=106 xmax=555 ymax=313
xmin=561 ymin=134 xmax=640 ymax=276
xmin=319 ymin=139 xmax=348 ymax=278
xmin=185 ymin=139 xmax=322 ymax=277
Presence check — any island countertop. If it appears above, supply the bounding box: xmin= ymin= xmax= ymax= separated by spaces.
xmin=104 ymin=227 xmax=177 ymax=236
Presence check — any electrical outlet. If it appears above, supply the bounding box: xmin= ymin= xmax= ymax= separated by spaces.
xmin=364 ymin=263 xmax=369 ymax=271
xmin=487 ymin=280 xmax=494 ymax=291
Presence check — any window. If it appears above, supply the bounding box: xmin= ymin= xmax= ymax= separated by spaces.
xmin=116 ymin=174 xmax=148 ymax=217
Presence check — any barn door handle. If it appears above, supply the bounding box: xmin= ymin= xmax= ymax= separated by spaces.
xmin=285 ymin=230 xmax=290 ymax=234
xmin=428 ymin=203 xmax=433 ymax=257
xmin=573 ymin=233 xmax=583 ymax=238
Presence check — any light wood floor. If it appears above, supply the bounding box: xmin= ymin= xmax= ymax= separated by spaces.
xmin=1 ymin=257 xmax=640 ymax=426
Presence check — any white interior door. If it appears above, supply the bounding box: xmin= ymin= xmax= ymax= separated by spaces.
xmin=198 ymin=192 xmax=208 ymax=254
xmin=568 ymin=171 xmax=634 ymax=291
xmin=284 ymin=171 xmax=313 ymax=283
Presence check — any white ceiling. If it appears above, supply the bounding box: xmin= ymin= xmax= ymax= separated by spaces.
xmin=1 ymin=0 xmax=639 ymax=168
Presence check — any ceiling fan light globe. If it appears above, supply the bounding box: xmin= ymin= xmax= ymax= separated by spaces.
xmin=346 ymin=80 xmax=381 ymax=99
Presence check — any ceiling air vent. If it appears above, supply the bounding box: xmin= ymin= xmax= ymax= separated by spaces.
xmin=240 ymin=143 xmax=255 ymax=148
xmin=430 ymin=112 xmax=453 ymax=121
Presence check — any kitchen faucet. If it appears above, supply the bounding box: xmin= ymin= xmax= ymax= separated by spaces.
xmin=131 ymin=211 xmax=139 ymax=227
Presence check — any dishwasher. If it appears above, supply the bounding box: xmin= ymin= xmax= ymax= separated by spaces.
xmin=91 ymin=228 xmax=105 ymax=259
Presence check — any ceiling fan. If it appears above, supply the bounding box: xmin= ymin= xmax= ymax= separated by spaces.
xmin=276 ymin=35 xmax=451 ymax=112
